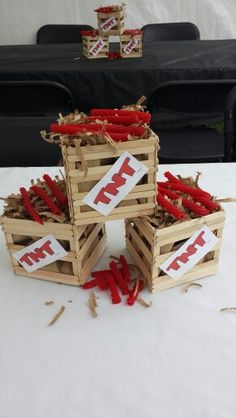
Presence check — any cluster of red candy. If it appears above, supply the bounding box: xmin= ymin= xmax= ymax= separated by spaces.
xmin=83 ymin=255 xmax=143 ymax=305
xmin=157 ymin=172 xmax=220 ymax=220
xmin=20 ymin=174 xmax=68 ymax=225
xmin=94 ymin=6 xmax=119 ymax=13
xmin=50 ymin=108 xmax=151 ymax=142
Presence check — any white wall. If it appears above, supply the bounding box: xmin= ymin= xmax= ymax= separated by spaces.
xmin=0 ymin=0 xmax=236 ymax=45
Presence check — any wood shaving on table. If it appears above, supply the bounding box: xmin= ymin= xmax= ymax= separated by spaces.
xmin=184 ymin=282 xmax=203 ymax=293
xmin=88 ymin=291 xmax=98 ymax=318
xmin=137 ymin=296 xmax=152 ymax=308
xmin=216 ymin=198 xmax=236 ymax=203
xmin=47 ymin=306 xmax=65 ymax=326
xmin=220 ymin=307 xmax=236 ymax=312
xmin=45 ymin=301 xmax=54 ymax=306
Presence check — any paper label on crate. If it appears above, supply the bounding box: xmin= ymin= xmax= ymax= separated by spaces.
xmin=123 ymin=38 xmax=138 ymax=54
xmin=12 ymin=234 xmax=68 ymax=273
xmin=100 ymin=16 xmax=117 ymax=32
xmin=89 ymin=38 xmax=106 ymax=56
xmin=160 ymin=225 xmax=219 ymax=280
xmin=83 ymin=151 xmax=148 ymax=216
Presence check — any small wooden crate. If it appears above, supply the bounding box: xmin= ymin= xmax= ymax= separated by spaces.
xmin=126 ymin=210 xmax=225 ymax=293
xmin=120 ymin=31 xmax=142 ymax=58
xmin=1 ymin=217 xmax=107 ymax=286
xmin=61 ymin=133 xmax=159 ymax=225
xmin=97 ymin=8 xmax=125 ymax=36
xmin=82 ymin=33 xmax=109 ymax=59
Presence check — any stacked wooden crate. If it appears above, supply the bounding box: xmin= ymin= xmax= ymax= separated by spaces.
xmin=81 ymin=5 xmax=143 ymax=59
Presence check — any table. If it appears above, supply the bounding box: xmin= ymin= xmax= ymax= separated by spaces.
xmin=2 ymin=40 xmax=236 ymax=109
xmin=1 ymin=164 xmax=236 ymax=418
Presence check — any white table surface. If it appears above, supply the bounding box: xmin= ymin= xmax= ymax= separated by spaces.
xmin=1 ymin=164 xmax=236 ymax=418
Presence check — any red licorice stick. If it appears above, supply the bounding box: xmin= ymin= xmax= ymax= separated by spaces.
xmin=88 ymin=115 xmax=140 ymax=125
xmin=107 ymin=275 xmax=121 ymax=304
xmin=182 ymin=198 xmax=210 ymax=216
xmin=168 ymin=182 xmax=212 ymax=200
xmin=158 ymin=186 xmax=180 ymax=200
xmin=164 ymin=171 xmax=212 ymax=199
xmin=119 ymin=255 xmax=131 ymax=282
xmin=31 ymin=185 xmax=61 ymax=215
xmin=50 ymin=123 xmax=146 ymax=136
xmin=109 ymin=261 xmax=129 ymax=295
xmin=43 ymin=174 xmax=68 ymax=206
xmin=83 ymin=276 xmax=106 ymax=289
xmin=20 ymin=187 xmax=44 ymax=225
xmin=90 ymin=109 xmax=151 ymax=123
xmin=126 ymin=280 xmax=143 ymax=306
xmin=157 ymin=193 xmax=185 ymax=220
xmin=193 ymin=196 xmax=220 ymax=212
xmin=80 ymin=30 xmax=98 ymax=37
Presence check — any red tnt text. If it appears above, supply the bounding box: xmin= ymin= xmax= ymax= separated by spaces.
xmin=166 ymin=231 xmax=206 ymax=272
xmin=19 ymin=240 xmax=54 ymax=267
xmin=94 ymin=157 xmax=135 ymax=205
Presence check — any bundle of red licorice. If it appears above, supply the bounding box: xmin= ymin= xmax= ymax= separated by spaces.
xmin=80 ymin=30 xmax=99 ymax=37
xmin=83 ymin=255 xmax=144 ymax=305
xmin=3 ymin=175 xmax=68 ymax=225
xmin=156 ymin=171 xmax=220 ymax=222
xmin=49 ymin=107 xmax=151 ymax=142
xmin=95 ymin=6 xmax=122 ymax=13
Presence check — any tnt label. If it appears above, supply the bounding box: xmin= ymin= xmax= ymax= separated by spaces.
xmin=89 ymin=38 xmax=105 ymax=56
xmin=100 ymin=16 xmax=117 ymax=33
xmin=83 ymin=151 xmax=148 ymax=216
xmin=13 ymin=234 xmax=68 ymax=273
xmin=123 ymin=38 xmax=138 ymax=54
xmin=160 ymin=225 xmax=219 ymax=280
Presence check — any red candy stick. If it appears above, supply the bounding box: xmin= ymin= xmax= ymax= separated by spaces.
xmin=83 ymin=276 xmax=106 ymax=289
xmin=109 ymin=261 xmax=129 ymax=295
xmin=157 ymin=193 xmax=185 ymax=220
xmin=90 ymin=109 xmax=151 ymax=123
xmin=88 ymin=115 xmax=140 ymax=125
xmin=182 ymin=198 xmax=210 ymax=216
xmin=126 ymin=280 xmax=143 ymax=306
xmin=107 ymin=275 xmax=121 ymax=304
xmin=31 ymin=185 xmax=61 ymax=215
xmin=158 ymin=186 xmax=180 ymax=200
xmin=43 ymin=174 xmax=68 ymax=206
xmin=168 ymin=182 xmax=211 ymax=200
xmin=20 ymin=187 xmax=43 ymax=225
xmin=119 ymin=255 xmax=131 ymax=283
xmin=193 ymin=196 xmax=220 ymax=212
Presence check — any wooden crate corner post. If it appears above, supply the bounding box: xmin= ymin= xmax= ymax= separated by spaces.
xmin=61 ymin=131 xmax=159 ymax=225
xmin=1 ymin=217 xmax=107 ymax=286
xmin=126 ymin=209 xmax=225 ymax=293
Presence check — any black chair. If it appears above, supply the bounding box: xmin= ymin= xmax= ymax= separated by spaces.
xmin=148 ymin=80 xmax=236 ymax=163
xmin=142 ymin=22 xmax=200 ymax=42
xmin=36 ymin=24 xmax=94 ymax=44
xmin=224 ymin=87 xmax=236 ymax=161
xmin=0 ymin=81 xmax=75 ymax=167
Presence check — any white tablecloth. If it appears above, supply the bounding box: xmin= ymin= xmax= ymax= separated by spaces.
xmin=1 ymin=164 xmax=236 ymax=418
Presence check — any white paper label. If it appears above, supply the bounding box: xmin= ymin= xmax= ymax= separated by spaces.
xmin=83 ymin=151 xmax=148 ymax=216
xmin=100 ymin=16 xmax=117 ymax=32
xmin=89 ymin=38 xmax=106 ymax=56
xmin=160 ymin=225 xmax=219 ymax=280
xmin=123 ymin=38 xmax=138 ymax=54
xmin=13 ymin=234 xmax=68 ymax=273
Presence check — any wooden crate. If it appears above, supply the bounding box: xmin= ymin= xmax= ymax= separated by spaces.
xmin=61 ymin=133 xmax=159 ymax=225
xmin=1 ymin=217 xmax=107 ymax=286
xmin=82 ymin=33 xmax=109 ymax=59
xmin=120 ymin=32 xmax=142 ymax=58
xmin=126 ymin=210 xmax=225 ymax=293
xmin=97 ymin=9 xmax=125 ymax=36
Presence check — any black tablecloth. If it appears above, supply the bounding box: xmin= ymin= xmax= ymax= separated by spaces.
xmin=1 ymin=40 xmax=236 ymax=109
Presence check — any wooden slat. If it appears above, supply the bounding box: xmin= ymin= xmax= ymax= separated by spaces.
xmin=67 ymin=145 xmax=155 ymax=162
xmin=72 ymin=183 xmax=154 ymax=200
xmin=14 ymin=267 xmax=79 ymax=286
xmin=74 ymin=202 xmax=154 ymax=220
xmin=152 ymin=260 xmax=219 ymax=293
xmin=75 ymin=208 xmax=155 ymax=225
xmin=80 ymin=233 xmax=107 ymax=284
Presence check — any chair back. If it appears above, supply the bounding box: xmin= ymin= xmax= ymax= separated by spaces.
xmin=224 ymin=86 xmax=236 ymax=161
xmin=0 ymin=81 xmax=75 ymax=167
xmin=142 ymin=22 xmax=200 ymax=42
xmin=36 ymin=24 xmax=94 ymax=44
xmin=148 ymin=80 xmax=236 ymax=162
